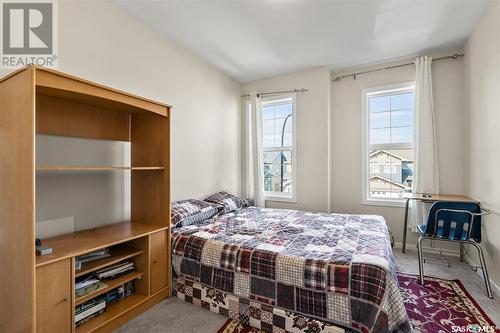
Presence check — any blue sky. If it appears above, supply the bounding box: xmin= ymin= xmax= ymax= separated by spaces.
xmin=369 ymin=92 xmax=414 ymax=144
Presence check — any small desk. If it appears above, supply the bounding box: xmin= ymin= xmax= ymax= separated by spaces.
xmin=402 ymin=193 xmax=477 ymax=253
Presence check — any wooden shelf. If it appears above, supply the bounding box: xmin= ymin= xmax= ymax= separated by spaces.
xmin=37 ymin=166 xmax=165 ymax=171
xmin=75 ymin=294 xmax=148 ymax=333
xmin=75 ymin=246 xmax=144 ymax=278
xmin=75 ymin=271 xmax=143 ymax=306
xmin=36 ymin=221 xmax=168 ymax=267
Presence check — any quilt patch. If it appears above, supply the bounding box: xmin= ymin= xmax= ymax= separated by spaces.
xmin=177 ymin=278 xmax=347 ymax=333
xmin=172 ymin=207 xmax=411 ymax=333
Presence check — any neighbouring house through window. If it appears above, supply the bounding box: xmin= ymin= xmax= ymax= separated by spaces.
xmin=362 ymin=82 xmax=415 ymax=206
xmin=262 ymin=94 xmax=297 ymax=202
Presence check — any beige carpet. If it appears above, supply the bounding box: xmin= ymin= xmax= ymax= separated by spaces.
xmin=115 ymin=247 xmax=500 ymax=332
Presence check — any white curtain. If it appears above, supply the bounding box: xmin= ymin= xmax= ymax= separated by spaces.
xmin=408 ymin=200 xmax=433 ymax=231
xmin=246 ymin=91 xmax=265 ymax=207
xmin=414 ymin=56 xmax=439 ymax=194
xmin=410 ymin=56 xmax=439 ymax=230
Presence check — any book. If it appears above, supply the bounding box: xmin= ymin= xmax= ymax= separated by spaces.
xmin=75 ymin=308 xmax=105 ymax=327
xmin=94 ymin=262 xmax=135 ymax=279
xmin=75 ymin=276 xmax=100 ymax=290
xmin=75 ymin=281 xmax=107 ymax=298
xmin=75 ymin=248 xmax=111 ymax=270
xmin=76 ymin=295 xmax=104 ymax=313
xmin=75 ymin=297 xmax=106 ymax=324
xmin=105 ymin=266 xmax=137 ymax=280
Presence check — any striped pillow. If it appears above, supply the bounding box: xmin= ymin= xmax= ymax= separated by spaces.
xmin=203 ymin=191 xmax=249 ymax=214
xmin=171 ymin=199 xmax=220 ymax=228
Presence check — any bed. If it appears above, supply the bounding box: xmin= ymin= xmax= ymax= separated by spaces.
xmin=172 ymin=206 xmax=412 ymax=333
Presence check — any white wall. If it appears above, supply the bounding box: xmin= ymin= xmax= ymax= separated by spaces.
xmin=0 ymin=0 xmax=241 ymax=236
xmin=242 ymin=66 xmax=332 ymax=213
xmin=464 ymin=0 xmax=500 ymax=290
xmin=331 ymin=53 xmax=466 ymax=246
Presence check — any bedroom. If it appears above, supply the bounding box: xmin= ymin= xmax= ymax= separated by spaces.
xmin=0 ymin=0 xmax=499 ymax=333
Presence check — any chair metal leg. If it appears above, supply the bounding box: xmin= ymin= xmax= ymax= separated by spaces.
xmin=417 ymin=236 xmax=425 ymax=285
xmin=471 ymin=242 xmax=493 ymax=299
xmin=459 ymin=243 xmax=465 ymax=262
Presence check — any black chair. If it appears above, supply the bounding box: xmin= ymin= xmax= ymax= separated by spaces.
xmin=416 ymin=201 xmax=493 ymax=298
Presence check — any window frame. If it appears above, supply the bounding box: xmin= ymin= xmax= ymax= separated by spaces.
xmin=261 ymin=93 xmax=297 ymax=203
xmin=361 ymin=82 xmax=415 ymax=207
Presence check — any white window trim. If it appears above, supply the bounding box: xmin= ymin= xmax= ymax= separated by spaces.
xmin=262 ymin=93 xmax=297 ymax=203
xmin=361 ymin=82 xmax=415 ymax=208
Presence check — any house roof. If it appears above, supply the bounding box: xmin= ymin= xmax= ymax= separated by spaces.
xmin=369 ymin=150 xmax=413 ymax=162
xmin=369 ymin=175 xmax=407 ymax=189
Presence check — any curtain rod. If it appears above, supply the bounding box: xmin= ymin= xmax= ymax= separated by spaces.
xmin=240 ymin=88 xmax=308 ymax=98
xmin=332 ymin=53 xmax=464 ymax=82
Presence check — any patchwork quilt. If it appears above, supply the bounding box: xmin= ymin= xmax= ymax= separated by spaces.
xmin=172 ymin=207 xmax=412 ymax=333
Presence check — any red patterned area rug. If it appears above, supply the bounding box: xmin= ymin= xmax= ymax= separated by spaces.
xmin=217 ymin=273 xmax=498 ymax=333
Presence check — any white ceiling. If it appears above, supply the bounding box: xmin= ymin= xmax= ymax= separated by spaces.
xmin=114 ymin=0 xmax=491 ymax=83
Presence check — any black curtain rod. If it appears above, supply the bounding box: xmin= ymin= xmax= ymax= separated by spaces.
xmin=241 ymin=88 xmax=308 ymax=98
xmin=332 ymin=53 xmax=464 ymax=82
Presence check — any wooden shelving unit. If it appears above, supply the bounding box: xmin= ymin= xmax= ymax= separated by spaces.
xmin=75 ymin=245 xmax=143 ymax=278
xmin=75 ymin=294 xmax=148 ymax=333
xmin=75 ymin=271 xmax=144 ymax=306
xmin=0 ymin=66 xmax=172 ymax=333
xmin=36 ymin=221 xmax=168 ymax=268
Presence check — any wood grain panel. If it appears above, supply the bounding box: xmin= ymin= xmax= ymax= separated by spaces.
xmin=36 ymin=260 xmax=72 ymax=333
xmin=405 ymin=193 xmax=477 ymax=202
xmin=75 ymin=289 xmax=169 ymax=333
xmin=131 ymin=112 xmax=170 ymax=228
xmin=0 ymin=68 xmax=36 ymax=332
xmin=36 ymin=221 xmax=167 ymax=267
xmin=126 ymin=237 xmax=150 ymax=296
xmin=36 ymin=68 xmax=169 ymax=116
xmin=36 ymin=94 xmax=131 ymax=141
xmin=150 ymin=231 xmax=168 ymax=294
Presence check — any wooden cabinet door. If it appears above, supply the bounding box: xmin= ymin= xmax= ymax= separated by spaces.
xmin=150 ymin=231 xmax=168 ymax=294
xmin=36 ymin=259 xmax=72 ymax=333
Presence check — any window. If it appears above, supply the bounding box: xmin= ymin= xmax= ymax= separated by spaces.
xmin=369 ymin=161 xmax=380 ymax=174
xmin=362 ymin=82 xmax=415 ymax=206
xmin=262 ymin=94 xmax=297 ymax=202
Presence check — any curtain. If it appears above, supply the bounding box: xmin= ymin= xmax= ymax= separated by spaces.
xmin=408 ymin=200 xmax=433 ymax=232
xmin=410 ymin=56 xmax=439 ymax=230
xmin=247 ymin=91 xmax=265 ymax=207
xmin=414 ymin=56 xmax=439 ymax=194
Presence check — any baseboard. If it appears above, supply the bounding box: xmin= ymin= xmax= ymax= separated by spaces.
xmin=465 ymin=255 xmax=500 ymax=298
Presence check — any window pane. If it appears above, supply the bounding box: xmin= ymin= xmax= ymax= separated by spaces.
xmin=366 ymin=88 xmax=414 ymax=202
xmin=368 ymin=90 xmax=414 ymax=146
xmin=391 ymin=126 xmax=413 ymax=143
xmin=391 ymin=92 xmax=414 ymax=110
xmin=263 ymin=150 xmax=292 ymax=194
xmin=275 ymin=103 xmax=292 ymax=118
xmin=369 ymin=149 xmax=414 ymax=199
xmin=262 ymin=105 xmax=275 ymax=120
xmin=369 ymin=96 xmax=390 ymax=113
xmin=263 ymin=134 xmax=274 ymax=147
xmin=370 ymin=128 xmax=390 ymax=144
xmin=262 ymin=98 xmax=293 ymax=148
xmin=263 ymin=119 xmax=274 ymax=136
xmin=370 ymin=112 xmax=390 ymax=129
xmin=391 ymin=109 xmax=413 ymax=127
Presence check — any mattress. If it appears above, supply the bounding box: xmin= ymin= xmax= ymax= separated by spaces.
xmin=172 ymin=207 xmax=412 ymax=333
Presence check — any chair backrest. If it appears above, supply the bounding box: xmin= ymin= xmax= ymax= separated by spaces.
xmin=424 ymin=201 xmax=482 ymax=242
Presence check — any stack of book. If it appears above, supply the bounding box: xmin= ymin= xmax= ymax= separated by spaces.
xmin=75 ymin=296 xmax=106 ymax=327
xmin=94 ymin=261 xmax=136 ymax=280
xmin=75 ymin=248 xmax=110 ymax=270
xmin=75 ymin=276 xmax=107 ymax=298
